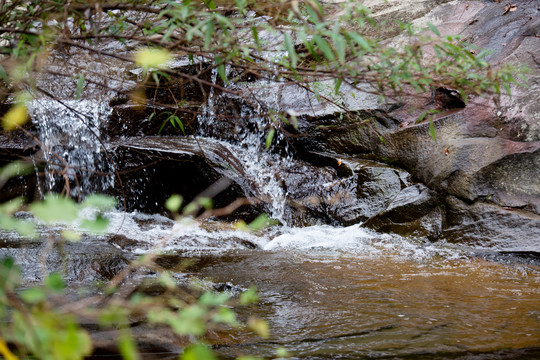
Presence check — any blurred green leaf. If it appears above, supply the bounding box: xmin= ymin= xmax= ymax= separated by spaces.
xmin=82 ymin=194 xmax=116 ymax=210
xmin=45 ymin=272 xmax=65 ymax=292
xmin=165 ymin=194 xmax=183 ymax=212
xmin=181 ymin=343 xmax=216 ymax=360
xmin=240 ymin=286 xmax=259 ymax=305
xmin=0 ymin=161 xmax=33 ymax=181
xmin=197 ymin=197 xmax=213 ymax=210
xmin=429 ymin=118 xmax=437 ymax=141
xmin=284 ymin=33 xmax=297 ymax=68
xmin=249 ymin=214 xmax=276 ymax=232
xmin=80 ymin=214 xmax=109 ymax=233
xmin=170 ymin=305 xmax=206 ymax=336
xmin=75 ymin=74 xmax=85 ymax=100
xmin=211 ymin=307 xmax=238 ymax=325
xmin=199 ymin=292 xmax=230 ymax=307
xmin=248 ymin=317 xmax=269 ymax=338
xmin=20 ymin=288 xmax=46 ymax=304
xmin=427 ymin=22 xmax=440 ymax=37
xmin=118 ymin=330 xmax=139 ymax=360
xmin=30 ymin=195 xmax=78 ymax=223
xmin=265 ymin=128 xmax=275 ymax=150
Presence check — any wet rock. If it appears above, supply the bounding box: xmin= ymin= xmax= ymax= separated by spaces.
xmin=363 ymin=184 xmax=443 ymax=240
xmin=0 ymin=237 xmax=128 ymax=285
xmin=106 ymin=104 xmax=200 ymax=137
xmin=287 ymin=0 xmax=540 ymax=246
xmin=91 ymin=325 xmax=182 ymax=359
xmin=285 ymin=151 xmax=413 ymax=225
xmin=107 ymin=234 xmax=143 ymax=250
xmin=109 ymin=136 xmax=263 ymax=220
xmin=443 ymin=196 xmax=540 ymax=252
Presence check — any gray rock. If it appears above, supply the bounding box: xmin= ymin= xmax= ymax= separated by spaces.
xmin=363 ymin=184 xmax=443 ymax=240
xmin=444 ymin=196 xmax=540 ymax=252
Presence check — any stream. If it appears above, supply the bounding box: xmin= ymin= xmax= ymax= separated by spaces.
xmin=1 ymin=62 xmax=540 ymax=359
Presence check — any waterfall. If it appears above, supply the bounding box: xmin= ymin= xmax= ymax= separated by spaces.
xmin=196 ymin=66 xmax=290 ymax=224
xmin=30 ymin=98 xmax=114 ymax=198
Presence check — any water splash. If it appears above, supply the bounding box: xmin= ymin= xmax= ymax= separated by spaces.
xmin=30 ymin=98 xmax=113 ymax=197
xmin=196 ymin=66 xmax=290 ymax=223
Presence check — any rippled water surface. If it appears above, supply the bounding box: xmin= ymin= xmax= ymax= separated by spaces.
xmin=105 ymin=214 xmax=540 ymax=359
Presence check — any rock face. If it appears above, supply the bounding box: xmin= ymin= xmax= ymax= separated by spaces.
xmin=109 ymin=136 xmax=263 ymax=219
xmin=291 ymin=0 xmax=540 ymax=248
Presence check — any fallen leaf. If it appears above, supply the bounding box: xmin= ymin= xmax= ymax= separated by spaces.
xmin=503 ymin=3 xmax=517 ymax=15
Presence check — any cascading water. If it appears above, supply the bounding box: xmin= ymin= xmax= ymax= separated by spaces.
xmin=196 ymin=66 xmax=290 ymax=224
xmin=30 ymin=98 xmax=114 ymax=197
xmin=6 ymin=28 xmax=538 ymax=360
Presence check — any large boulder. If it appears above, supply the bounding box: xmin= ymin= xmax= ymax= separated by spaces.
xmin=290 ymin=0 xmax=540 ymax=248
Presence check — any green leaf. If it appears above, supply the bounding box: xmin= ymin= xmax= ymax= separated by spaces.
xmin=75 ymin=74 xmax=85 ymax=100
xmin=235 ymin=0 xmax=247 ymax=14
xmin=275 ymin=347 xmax=291 ymax=358
xmin=134 ymin=48 xmax=173 ymax=70
xmin=313 ymin=35 xmax=335 ymax=62
xmin=503 ymin=82 xmax=512 ymax=97
xmin=174 ymin=116 xmax=185 ymax=135
xmin=199 ymin=292 xmax=230 ymax=307
xmin=182 ymin=201 xmax=198 ymax=216
xmin=81 ymin=215 xmax=109 ymax=233
xmin=212 ymin=307 xmax=238 ymax=325
xmin=30 ymin=195 xmax=79 ymax=223
xmin=197 ymin=197 xmax=213 ymax=210
xmin=348 ymin=32 xmax=372 ymax=52
xmin=202 ymin=0 xmax=217 ymax=10
xmin=427 ymin=22 xmax=440 ymax=37
xmin=215 ymin=55 xmax=227 ymax=83
xmin=248 ymin=317 xmax=269 ymax=338
xmin=118 ymin=330 xmax=139 ymax=360
xmin=82 ymin=194 xmax=116 ymax=210
xmin=429 ymin=118 xmax=437 ymax=141
xmin=181 ymin=344 xmax=216 ymax=360
xmin=333 ymin=34 xmax=346 ymax=63
xmin=0 ymin=197 xmax=23 ymax=215
xmin=251 ymin=26 xmax=261 ymax=51
xmin=46 ymin=272 xmax=65 ymax=292
xmin=171 ymin=305 xmax=207 ymax=336
xmin=61 ymin=230 xmax=81 ymax=242
xmin=20 ymin=288 xmax=46 ymax=303
xmin=334 ymin=78 xmax=343 ymax=95
xmin=204 ymin=19 xmax=215 ymax=50
xmin=249 ymin=214 xmax=276 ymax=231
xmin=283 ymin=33 xmax=297 ymax=68
xmin=165 ymin=194 xmax=183 ymax=212
xmin=240 ymin=286 xmax=259 ymax=305
xmin=0 ymin=161 xmax=33 ymax=181
xmin=416 ymin=111 xmax=427 ymax=123
xmin=158 ymin=272 xmax=177 ymax=289
xmin=265 ymin=128 xmax=275 ymax=150
xmin=2 ymin=104 xmax=29 ymax=131
xmin=0 ymin=64 xmax=9 ymax=84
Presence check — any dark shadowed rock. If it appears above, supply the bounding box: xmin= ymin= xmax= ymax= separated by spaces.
xmin=109 ymin=136 xmax=263 ymax=220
